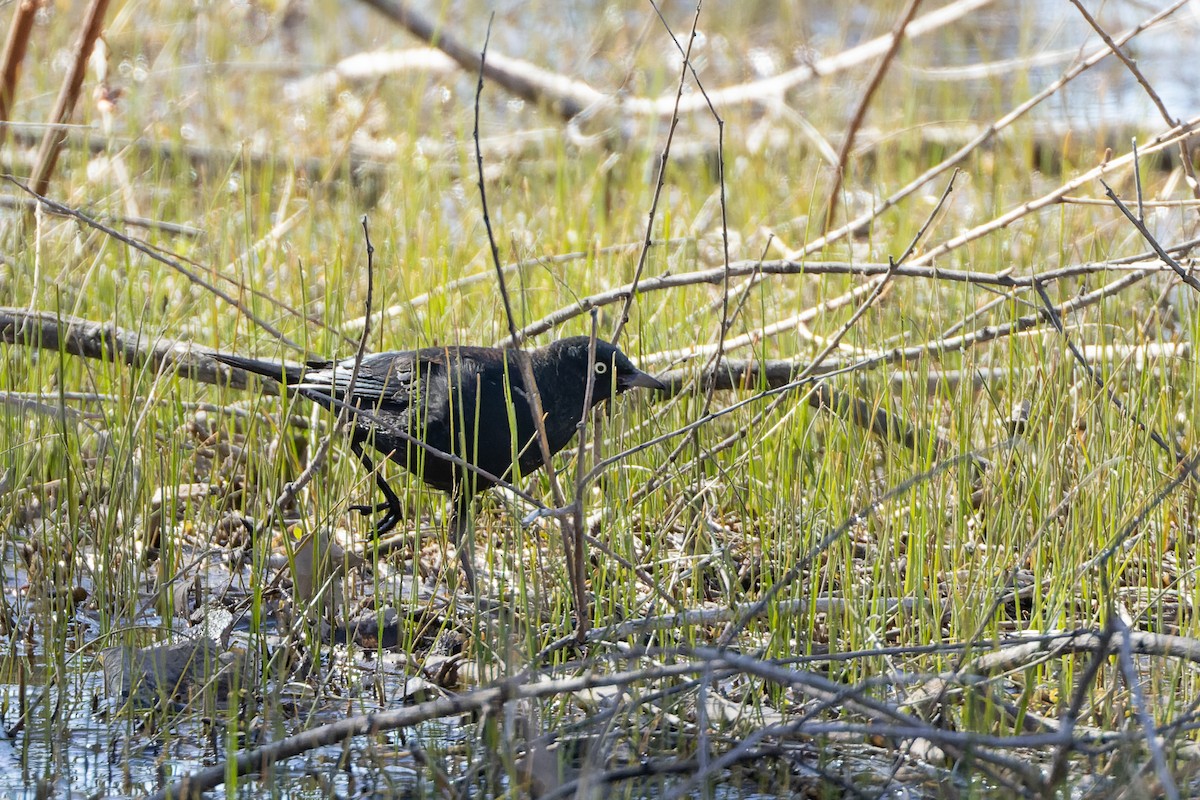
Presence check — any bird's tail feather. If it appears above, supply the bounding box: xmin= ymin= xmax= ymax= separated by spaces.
xmin=210 ymin=352 xmax=311 ymax=386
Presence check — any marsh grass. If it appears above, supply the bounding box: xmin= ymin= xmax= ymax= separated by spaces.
xmin=3 ymin=0 xmax=1200 ymax=796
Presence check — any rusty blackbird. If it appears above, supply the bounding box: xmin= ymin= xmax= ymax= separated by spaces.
xmin=213 ymin=336 xmax=665 ymax=589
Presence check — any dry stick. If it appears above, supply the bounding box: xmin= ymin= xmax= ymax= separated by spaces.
xmin=152 ymin=659 xmax=726 ymax=800
xmin=1134 ymin=139 xmax=1146 ymax=220
xmin=610 ymin=1 xmax=702 ymax=347
xmin=561 ymin=627 xmax=1200 ymax=688
xmin=634 ymin=172 xmax=962 ymax=506
xmin=1031 ymin=278 xmax=1185 ymax=465
xmin=257 ymin=218 xmax=377 ymax=536
xmin=357 ymin=0 xmax=591 ymax=119
xmin=474 ymin=20 xmax=519 ymax=341
xmin=686 ymin=648 xmax=1046 ymax=793
xmin=823 ymin=0 xmax=923 ymax=232
xmin=812 ymin=259 xmax=1161 ymax=376
xmin=0 ymin=0 xmax=39 ymax=128
xmin=344 ymin=238 xmax=692 ymax=334
xmin=0 ymin=192 xmax=203 ymax=237
xmin=644 ymin=8 xmax=723 ymax=762
xmin=1068 ymin=0 xmax=1200 ymax=200
xmin=507 ymin=238 xmax=1199 ymax=349
xmin=0 ymin=307 xmax=557 ymax=526
xmin=717 ymin=440 xmax=1013 ymax=649
xmin=512 ymin=253 xmax=1194 ymax=356
xmin=784 ymin=0 xmax=1191 ymax=262
xmin=357 ymin=0 xmax=991 ymax=121
xmin=29 ymin=0 xmax=110 ymax=194
xmin=471 ymin=21 xmax=580 ymax=621
xmin=579 ymin=532 xmax=683 ymax=613
xmin=1062 ymin=196 xmax=1200 ymax=208
xmin=904 ymin=120 xmax=1200 ymax=270
xmin=5 ymin=178 xmax=303 ymax=352
xmin=6 ymin=124 xmax=383 ymax=187
xmin=644 ymin=0 xmax=729 ymax=389
xmin=1047 ymin=620 xmax=1116 ymax=791
xmin=0 ymin=307 xmax=253 ymax=388
xmin=646 ymin=2 xmax=733 ymax=603
xmin=570 ymin=313 xmax=600 ymax=630
xmin=1102 ymin=179 xmax=1200 ymax=293
xmin=1114 ymin=616 xmax=1180 ymax=800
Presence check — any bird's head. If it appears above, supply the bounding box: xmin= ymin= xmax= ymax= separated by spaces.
xmin=542 ymin=336 xmax=667 ymax=406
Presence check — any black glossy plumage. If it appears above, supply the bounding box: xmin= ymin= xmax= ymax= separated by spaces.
xmin=213 ymin=336 xmax=664 ymax=586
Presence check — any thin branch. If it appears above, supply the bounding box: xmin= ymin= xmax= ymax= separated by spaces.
xmin=1067 ymin=0 xmax=1199 ymax=199
xmin=472 ymin=20 xmax=577 ymax=617
xmin=4 ymin=177 xmax=304 ymax=352
xmin=610 ymin=0 xmax=703 ymax=346
xmin=357 ymin=0 xmax=997 ymax=119
xmin=823 ymin=0 xmax=924 ymax=231
xmin=1114 ymin=616 xmax=1180 ymax=800
xmin=783 ymin=1 xmax=1193 ymax=261
xmin=0 ymin=0 xmax=40 ymax=129
xmin=30 ymin=0 xmax=111 ymax=194
xmin=258 ymin=218 xmax=377 ymax=533
xmin=1101 ymin=178 xmax=1200 ymax=294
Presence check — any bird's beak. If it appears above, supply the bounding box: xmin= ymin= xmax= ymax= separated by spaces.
xmin=618 ymin=368 xmax=668 ymax=392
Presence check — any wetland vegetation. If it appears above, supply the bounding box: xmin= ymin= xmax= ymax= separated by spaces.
xmin=3 ymin=0 xmax=1200 ymax=797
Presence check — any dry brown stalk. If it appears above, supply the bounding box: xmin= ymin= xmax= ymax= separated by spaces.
xmin=0 ymin=0 xmax=40 ymax=128
xmin=29 ymin=0 xmax=111 ymax=194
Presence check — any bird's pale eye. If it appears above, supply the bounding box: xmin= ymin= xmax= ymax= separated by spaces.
xmin=594 ymin=362 xmax=608 ymax=375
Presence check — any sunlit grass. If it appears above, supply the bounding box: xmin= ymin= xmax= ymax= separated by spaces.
xmin=3 ymin=0 xmax=1200 ymax=796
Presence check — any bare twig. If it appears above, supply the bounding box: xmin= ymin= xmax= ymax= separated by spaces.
xmin=1101 ymin=178 xmax=1200 ymax=294
xmin=784 ymin=1 xmax=1193 ymax=261
xmin=1114 ymin=616 xmax=1180 ymax=800
xmin=472 ymin=20 xmax=578 ymax=617
xmin=258 ymin=218 xmax=377 ymax=534
xmin=357 ymin=0 xmax=996 ymax=120
xmin=610 ymin=0 xmax=703 ymax=346
xmin=4 ymin=178 xmax=304 ymax=352
xmin=0 ymin=192 xmax=203 ymax=237
xmin=0 ymin=0 xmax=39 ymax=129
xmin=504 ymin=243 xmax=1197 ymax=351
xmin=475 ymin=17 xmax=519 ymax=346
xmin=823 ymin=0 xmax=924 ymax=231
xmin=30 ymin=0 xmax=111 ymax=194
xmin=1068 ymin=0 xmax=1199 ymax=199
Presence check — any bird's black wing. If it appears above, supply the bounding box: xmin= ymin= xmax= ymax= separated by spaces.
xmin=298 ymin=351 xmax=418 ymax=404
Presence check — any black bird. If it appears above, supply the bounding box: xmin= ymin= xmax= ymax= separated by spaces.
xmin=212 ymin=336 xmax=665 ymax=589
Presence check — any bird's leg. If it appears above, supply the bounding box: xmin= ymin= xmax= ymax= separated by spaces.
xmin=348 ymin=441 xmax=404 ymax=536
xmin=449 ymin=494 xmax=476 ymax=595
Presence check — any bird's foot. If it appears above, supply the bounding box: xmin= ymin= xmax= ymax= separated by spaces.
xmin=350 ymin=501 xmax=392 ymax=516
xmin=372 ymin=511 xmax=401 ymax=538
